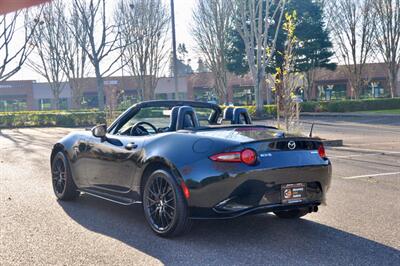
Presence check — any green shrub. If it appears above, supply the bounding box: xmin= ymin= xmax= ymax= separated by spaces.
xmin=224 ymin=105 xmax=277 ymax=117
xmin=0 ymin=111 xmax=106 ymax=128
xmin=300 ymin=98 xmax=400 ymax=112
xmin=231 ymin=98 xmax=400 ymax=118
xmin=1 ymin=98 xmax=399 ymax=128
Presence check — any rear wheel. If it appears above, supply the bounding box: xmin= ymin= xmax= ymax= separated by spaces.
xmin=51 ymin=151 xmax=79 ymax=201
xmin=274 ymin=208 xmax=309 ymax=219
xmin=142 ymin=169 xmax=192 ymax=237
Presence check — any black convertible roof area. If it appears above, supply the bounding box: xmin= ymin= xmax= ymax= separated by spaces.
xmin=133 ymin=100 xmax=221 ymax=111
xmin=108 ymin=100 xmax=222 ymax=133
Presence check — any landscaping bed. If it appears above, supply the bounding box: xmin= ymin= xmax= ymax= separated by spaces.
xmin=240 ymin=98 xmax=400 ymax=116
xmin=0 ymin=110 xmax=107 ymax=128
xmin=1 ymin=98 xmax=399 ymax=128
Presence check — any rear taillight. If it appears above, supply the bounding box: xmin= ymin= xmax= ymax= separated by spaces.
xmin=210 ymin=149 xmax=257 ymax=165
xmin=241 ymin=149 xmax=257 ymax=165
xmin=318 ymin=145 xmax=327 ymax=159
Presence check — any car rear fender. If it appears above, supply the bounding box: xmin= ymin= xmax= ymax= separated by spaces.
xmin=137 ymin=156 xmax=185 ymax=197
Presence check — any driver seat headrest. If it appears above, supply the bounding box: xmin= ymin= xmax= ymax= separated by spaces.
xmin=176 ymin=106 xmax=199 ymax=130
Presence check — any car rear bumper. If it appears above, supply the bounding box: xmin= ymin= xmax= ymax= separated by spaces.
xmin=182 ymin=162 xmax=331 ymax=218
xmin=189 ymin=201 xmax=321 ymax=219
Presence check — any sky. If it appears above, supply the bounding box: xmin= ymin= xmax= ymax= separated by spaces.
xmin=6 ymin=0 xmax=198 ymax=82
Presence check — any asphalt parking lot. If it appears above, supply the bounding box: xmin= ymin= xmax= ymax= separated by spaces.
xmin=1 ymin=116 xmax=399 ymax=265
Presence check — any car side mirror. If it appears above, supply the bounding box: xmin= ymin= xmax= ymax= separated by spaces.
xmin=91 ymin=124 xmax=107 ymax=139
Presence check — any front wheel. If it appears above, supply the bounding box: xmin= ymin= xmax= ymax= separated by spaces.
xmin=274 ymin=208 xmax=309 ymax=219
xmin=51 ymin=151 xmax=79 ymax=201
xmin=142 ymin=169 xmax=192 ymax=237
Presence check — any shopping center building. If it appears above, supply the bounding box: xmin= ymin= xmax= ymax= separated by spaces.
xmin=0 ymin=63 xmax=399 ymax=111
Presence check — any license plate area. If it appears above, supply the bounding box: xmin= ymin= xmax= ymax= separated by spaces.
xmin=281 ymin=183 xmax=306 ymax=204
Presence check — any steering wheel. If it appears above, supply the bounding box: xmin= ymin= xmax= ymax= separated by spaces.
xmin=130 ymin=121 xmax=158 ymax=136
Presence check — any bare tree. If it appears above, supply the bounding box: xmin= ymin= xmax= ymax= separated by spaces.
xmin=191 ymin=0 xmax=233 ymax=104
xmin=276 ymin=12 xmax=302 ymax=132
xmin=327 ymin=0 xmax=376 ymax=99
xmin=0 ymin=10 xmax=40 ymax=81
xmin=73 ymin=0 xmax=124 ymax=110
xmin=115 ymin=0 xmax=170 ymax=101
xmin=59 ymin=1 xmax=91 ymax=109
xmin=373 ymin=0 xmax=400 ymax=98
xmin=233 ymin=0 xmax=286 ymax=116
xmin=26 ymin=1 xmax=66 ymax=110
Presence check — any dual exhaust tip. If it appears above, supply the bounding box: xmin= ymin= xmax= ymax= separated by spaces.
xmin=309 ymin=205 xmax=319 ymax=213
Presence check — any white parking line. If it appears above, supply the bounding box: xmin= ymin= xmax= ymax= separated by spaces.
xmin=331 ymin=147 xmax=400 ymax=153
xmin=331 ymin=151 xmax=400 ymax=158
xmin=341 ymin=172 xmax=400 ymax=180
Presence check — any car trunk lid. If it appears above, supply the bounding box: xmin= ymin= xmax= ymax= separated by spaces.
xmin=197 ymin=126 xmax=327 ymax=167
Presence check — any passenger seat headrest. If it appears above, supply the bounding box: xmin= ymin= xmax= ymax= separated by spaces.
xmin=223 ymin=107 xmax=234 ymax=121
xmin=168 ymin=106 xmax=181 ymax=131
xmin=232 ymin=107 xmax=252 ymax=124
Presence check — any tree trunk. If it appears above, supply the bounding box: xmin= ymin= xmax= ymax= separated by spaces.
xmin=70 ymin=80 xmax=82 ymax=109
xmin=276 ymin=95 xmax=280 ymax=128
xmin=52 ymin=91 xmax=60 ymax=110
xmin=254 ymin=68 xmax=265 ymax=117
xmin=264 ymin=79 xmax=271 ymax=104
xmin=388 ymin=66 xmax=397 ymax=98
xmin=225 ymin=87 xmax=229 ymax=105
xmin=95 ymin=67 xmax=105 ymax=110
xmin=254 ymin=77 xmax=263 ymax=117
xmin=73 ymin=88 xmax=82 ymax=109
xmin=304 ymin=70 xmax=314 ymax=101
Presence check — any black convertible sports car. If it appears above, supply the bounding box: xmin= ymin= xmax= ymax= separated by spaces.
xmin=51 ymin=100 xmax=332 ymax=237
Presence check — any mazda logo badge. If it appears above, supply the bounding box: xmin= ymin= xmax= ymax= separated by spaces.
xmin=288 ymin=141 xmax=296 ymax=150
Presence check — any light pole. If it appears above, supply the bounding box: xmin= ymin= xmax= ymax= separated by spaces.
xmin=170 ymin=0 xmax=179 ymax=100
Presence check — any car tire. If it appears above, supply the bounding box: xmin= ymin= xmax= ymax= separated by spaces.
xmin=142 ymin=168 xmax=192 ymax=237
xmin=274 ymin=208 xmax=309 ymax=219
xmin=51 ymin=151 xmax=80 ymax=201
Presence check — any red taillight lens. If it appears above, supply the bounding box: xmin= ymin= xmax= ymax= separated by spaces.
xmin=318 ymin=145 xmax=327 ymax=158
xmin=210 ymin=149 xmax=257 ymax=165
xmin=241 ymin=149 xmax=257 ymax=165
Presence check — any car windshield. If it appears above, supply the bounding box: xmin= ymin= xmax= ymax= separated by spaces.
xmin=117 ymin=106 xmax=215 ymax=134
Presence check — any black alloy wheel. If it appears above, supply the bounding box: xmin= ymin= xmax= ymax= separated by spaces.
xmin=51 ymin=151 xmax=79 ymax=200
xmin=52 ymin=157 xmax=66 ymax=195
xmin=143 ymin=169 xmax=192 ymax=237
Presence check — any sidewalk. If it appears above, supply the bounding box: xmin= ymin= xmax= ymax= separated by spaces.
xmin=301 ymin=112 xmax=400 ymax=118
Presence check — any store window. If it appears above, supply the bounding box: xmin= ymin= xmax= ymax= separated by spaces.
xmin=0 ymin=96 xmax=28 ymax=111
xmin=361 ymin=81 xmax=387 ymax=98
xmin=318 ymin=84 xmax=346 ymax=101
xmin=194 ymin=88 xmax=217 ymax=103
xmin=38 ymin=98 xmax=52 ymax=110
xmin=38 ymin=98 xmax=68 ymax=110
xmin=59 ymin=98 xmax=68 ymax=109
xmin=233 ymin=86 xmax=254 ymax=105
xmin=155 ymin=93 xmax=168 ymax=100
xmin=118 ymin=89 xmax=142 ymax=109
xmin=82 ymin=92 xmax=99 ymax=108
xmin=177 ymin=92 xmax=187 ymax=100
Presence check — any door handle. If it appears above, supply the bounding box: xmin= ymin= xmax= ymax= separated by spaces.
xmin=125 ymin=142 xmax=138 ymax=150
